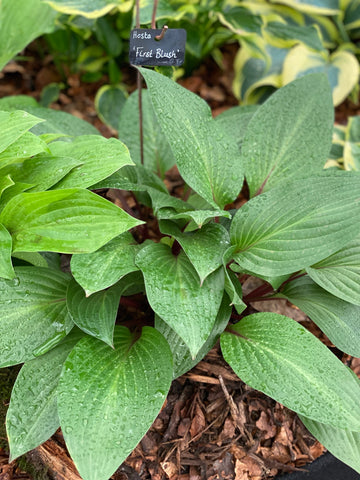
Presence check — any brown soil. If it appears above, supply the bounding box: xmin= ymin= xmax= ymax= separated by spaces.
xmin=1 ymin=40 xmax=360 ymax=480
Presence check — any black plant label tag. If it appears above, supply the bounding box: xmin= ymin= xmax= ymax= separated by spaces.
xmin=129 ymin=28 xmax=186 ymax=67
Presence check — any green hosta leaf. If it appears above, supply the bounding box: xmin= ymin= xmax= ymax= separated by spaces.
xmin=0 ymin=189 xmax=142 ymax=254
xmin=224 ymin=266 xmax=246 ymax=315
xmin=7 ymin=330 xmax=83 ymax=461
xmin=215 ymin=105 xmax=257 ymax=150
xmin=49 ymin=136 xmax=133 ymax=189
xmin=67 ymin=280 xmax=122 ymax=346
xmin=283 ymin=46 xmax=360 ymax=106
xmin=162 ymin=209 xmax=231 ymax=228
xmin=0 ymin=0 xmax=57 ymax=70
xmin=93 ymin=164 xmax=168 ymax=194
xmin=70 ymin=232 xmax=140 ymax=295
xmin=241 ymin=74 xmax=333 ymax=197
xmin=24 ymin=106 xmax=99 ymax=137
xmin=221 ymin=313 xmax=360 ymax=431
xmin=0 ymin=132 xmax=49 ymax=167
xmin=0 ymin=96 xmax=39 ymax=110
xmin=307 ymin=234 xmax=360 ymax=305
xmin=155 ymin=293 xmax=231 ymax=378
xmin=138 ymin=0 xmax=184 ymax=24
xmin=273 ymin=0 xmax=340 ymax=15
xmin=300 ymin=415 xmax=360 ymax=474
xmin=95 ymin=85 xmax=127 ymax=131
xmin=0 ymin=175 xmax=14 ymax=198
xmin=140 ymin=68 xmax=243 ymax=209
xmin=136 ymin=242 xmax=225 ymax=357
xmin=161 ymin=222 xmax=230 ymax=284
xmin=43 ymin=0 xmax=126 ymax=18
xmin=0 ymin=111 xmax=44 ymax=154
xmin=5 ymin=155 xmax=81 ymax=192
xmin=279 ymin=276 xmax=360 ymax=357
xmin=0 ymin=267 xmax=73 ymax=367
xmin=217 ymin=7 xmax=263 ymax=36
xmin=230 ymin=173 xmax=360 ymax=276
xmin=118 ymin=90 xmax=175 ymax=177
xmin=12 ymin=252 xmax=51 ymax=268
xmin=0 ymin=182 xmax=34 ymax=212
xmin=0 ymin=224 xmax=15 ymax=279
xmin=57 ymin=326 xmax=172 ymax=480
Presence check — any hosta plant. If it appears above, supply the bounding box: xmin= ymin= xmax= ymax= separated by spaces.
xmin=1 ymin=71 xmax=360 ymax=480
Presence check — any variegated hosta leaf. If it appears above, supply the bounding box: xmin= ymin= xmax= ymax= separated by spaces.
xmin=283 ymin=45 xmax=360 ymax=106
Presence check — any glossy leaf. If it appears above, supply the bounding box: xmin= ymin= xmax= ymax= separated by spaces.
xmin=230 ymin=173 xmax=360 ymax=276
xmin=241 ymin=74 xmax=333 ymax=197
xmin=161 ymin=209 xmax=231 ymax=228
xmin=7 ymin=330 xmax=83 ymax=460
xmin=140 ymin=68 xmax=243 ymax=209
xmin=136 ymin=242 xmax=225 ymax=357
xmin=161 ymin=222 xmax=230 ymax=284
xmin=155 ymin=293 xmax=231 ymax=378
xmin=0 ymin=224 xmax=15 ymax=279
xmin=6 ymin=154 xmax=81 ymax=192
xmin=70 ymin=232 xmax=140 ymax=295
xmin=49 ymin=136 xmax=133 ymax=189
xmin=67 ymin=280 xmax=122 ymax=346
xmin=0 ymin=132 xmax=49 ymax=167
xmin=57 ymin=326 xmax=173 ymax=480
xmin=279 ymin=276 xmax=360 ymax=357
xmin=221 ymin=313 xmax=360 ymax=431
xmin=300 ymin=415 xmax=360 ymax=474
xmin=118 ymin=89 xmax=175 ymax=176
xmin=307 ymin=234 xmax=360 ymax=305
xmin=0 ymin=110 xmax=44 ymax=154
xmin=0 ymin=189 xmax=142 ymax=254
xmin=0 ymin=267 xmax=72 ymax=367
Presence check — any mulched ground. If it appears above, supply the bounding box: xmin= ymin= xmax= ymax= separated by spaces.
xmin=1 ymin=40 xmax=360 ymax=480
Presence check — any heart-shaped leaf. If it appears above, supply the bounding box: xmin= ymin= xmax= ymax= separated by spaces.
xmin=136 ymin=242 xmax=225 ymax=357
xmin=57 ymin=326 xmax=173 ymax=480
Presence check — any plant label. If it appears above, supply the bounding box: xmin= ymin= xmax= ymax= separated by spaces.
xmin=129 ymin=28 xmax=186 ymax=66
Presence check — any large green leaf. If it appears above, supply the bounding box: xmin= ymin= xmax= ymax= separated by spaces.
xmin=0 ymin=267 xmax=72 ymax=367
xmin=230 ymin=173 xmax=360 ymax=276
xmin=279 ymin=276 xmax=360 ymax=357
xmin=95 ymin=85 xmax=127 ymax=131
xmin=0 ymin=132 xmax=49 ymax=167
xmin=0 ymin=223 xmax=15 ymax=279
xmin=214 ymin=105 xmax=257 ymax=150
xmin=272 ymin=0 xmax=340 ymax=15
xmin=3 ymin=154 xmax=81 ymax=192
xmin=136 ymin=242 xmax=225 ymax=358
xmin=0 ymin=189 xmax=142 ymax=254
xmin=67 ymin=280 xmax=122 ymax=346
xmin=0 ymin=111 xmax=44 ymax=154
xmin=70 ymin=232 xmax=140 ymax=295
xmin=241 ymin=74 xmax=333 ymax=197
xmin=7 ymin=330 xmax=83 ymax=461
xmin=300 ymin=415 xmax=360 ymax=474
xmin=57 ymin=326 xmax=172 ymax=480
xmin=49 ymin=136 xmax=133 ymax=189
xmin=306 ymin=234 xmax=360 ymax=305
xmin=0 ymin=0 xmax=57 ymax=70
xmin=140 ymin=68 xmax=243 ymax=209
xmin=155 ymin=293 xmax=231 ymax=378
xmin=161 ymin=222 xmax=230 ymax=284
xmin=118 ymin=89 xmax=175 ymax=177
xmin=221 ymin=313 xmax=360 ymax=431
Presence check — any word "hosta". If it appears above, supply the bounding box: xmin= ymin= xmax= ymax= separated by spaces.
xmin=1 ymin=70 xmax=360 ymax=480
